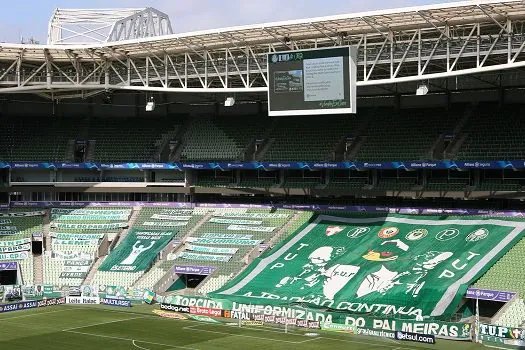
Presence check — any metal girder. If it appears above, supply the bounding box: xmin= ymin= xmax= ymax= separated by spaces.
xmin=48 ymin=8 xmax=172 ymax=44
xmin=3 ymin=3 xmax=525 ymax=96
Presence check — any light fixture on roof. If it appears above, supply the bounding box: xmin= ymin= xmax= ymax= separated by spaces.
xmin=145 ymin=96 xmax=155 ymax=111
xmin=416 ymin=83 xmax=429 ymax=96
xmin=224 ymin=96 xmax=235 ymax=107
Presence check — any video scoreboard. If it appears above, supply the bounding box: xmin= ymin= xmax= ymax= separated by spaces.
xmin=267 ymin=46 xmax=357 ymax=116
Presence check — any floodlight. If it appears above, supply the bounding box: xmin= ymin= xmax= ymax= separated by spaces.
xmin=146 ymin=97 xmax=155 ymax=111
xmin=224 ymin=97 xmax=235 ymax=107
xmin=416 ymin=83 xmax=429 ymax=96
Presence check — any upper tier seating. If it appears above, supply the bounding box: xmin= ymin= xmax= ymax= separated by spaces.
xmin=456 ymin=103 xmax=525 ymax=160
xmin=262 ymin=115 xmax=358 ymax=161
xmin=354 ymin=106 xmax=463 ymax=161
xmin=180 ymin=114 xmax=268 ymax=161
xmin=0 ymin=117 xmax=78 ymax=161
xmin=87 ymin=117 xmax=180 ymax=162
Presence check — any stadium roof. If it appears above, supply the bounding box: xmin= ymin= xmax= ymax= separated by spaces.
xmin=2 ymin=0 xmax=525 ymax=96
xmin=1 ymin=0 xmax=524 ymax=61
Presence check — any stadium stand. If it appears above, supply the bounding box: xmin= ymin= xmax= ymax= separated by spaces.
xmin=92 ymin=207 xmax=204 ymax=288
xmin=495 ymin=299 xmax=525 ymax=328
xmin=0 ymin=116 xmax=182 ymax=162
xmin=474 ymin=236 xmax=525 ymax=297
xmin=167 ymin=208 xmax=295 ymax=292
xmin=456 ymin=103 xmax=525 ymax=160
xmin=354 ymin=106 xmax=463 ymax=161
xmin=43 ymin=207 xmax=131 ymax=286
xmin=179 ymin=114 xmax=268 ymax=161
xmin=0 ymin=117 xmax=78 ymax=161
xmin=0 ymin=209 xmax=44 ymax=285
xmin=262 ymin=114 xmax=358 ymax=161
xmin=87 ymin=117 xmax=181 ymax=162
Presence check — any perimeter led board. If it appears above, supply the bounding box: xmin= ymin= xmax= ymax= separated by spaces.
xmin=267 ymin=46 xmax=356 ymax=116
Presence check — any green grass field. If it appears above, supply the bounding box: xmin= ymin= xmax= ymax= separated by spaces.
xmin=0 ymin=304 xmax=491 ymax=349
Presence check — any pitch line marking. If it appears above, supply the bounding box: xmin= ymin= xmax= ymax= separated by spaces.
xmin=63 ymin=330 xmax=200 ymax=350
xmin=132 ymin=340 xmax=151 ymax=350
xmin=62 ymin=316 xmax=144 ymax=331
xmin=0 ymin=307 xmax=77 ymax=320
xmin=179 ymin=325 xmax=303 ymax=344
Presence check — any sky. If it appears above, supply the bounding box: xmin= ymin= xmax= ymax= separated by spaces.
xmin=1 ymin=0 xmax=440 ymax=44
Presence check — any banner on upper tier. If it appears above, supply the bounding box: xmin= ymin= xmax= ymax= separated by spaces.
xmin=98 ymin=229 xmax=175 ymax=272
xmin=157 ymin=209 xmax=193 ymax=215
xmin=213 ymin=212 xmax=290 ymax=219
xmin=51 ymin=214 xmax=130 ymax=221
xmin=60 ymin=272 xmax=88 ymax=279
xmin=62 ymin=265 xmax=90 ymax=273
xmin=185 ymin=237 xmax=260 ymax=246
xmin=0 ymin=238 xmax=31 ymax=247
xmin=64 ymin=260 xmax=92 ymax=267
xmin=151 ymin=214 xmax=192 ymax=221
xmin=178 ymin=251 xmax=232 ymax=262
xmin=186 ymin=244 xmax=238 ymax=255
xmin=50 ymin=251 xmax=93 ymax=261
xmin=212 ymin=214 xmax=525 ymax=319
xmin=226 ymin=225 xmax=276 ymax=232
xmin=0 ymin=252 xmax=29 ymax=260
xmin=0 ymin=211 xmax=45 ymax=217
xmin=0 ymin=231 xmax=18 ymax=236
xmin=51 ymin=222 xmax=128 ymax=229
xmin=50 ymin=233 xmax=105 ymax=240
xmin=0 ymin=226 xmax=17 ymax=231
xmin=52 ymin=239 xmax=99 ymax=246
xmin=142 ymin=221 xmax=188 ymax=227
xmin=51 ymin=209 xmax=131 ymax=215
xmin=200 ymin=233 xmax=253 ymax=240
xmin=209 ymin=218 xmax=263 ymax=225
xmin=0 ymin=243 xmax=31 ymax=253
xmin=0 ymin=220 xmax=11 ymax=225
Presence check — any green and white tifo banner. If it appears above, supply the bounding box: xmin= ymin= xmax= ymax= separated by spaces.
xmin=0 ymin=251 xmax=29 ymax=260
xmin=178 ymin=251 xmax=232 ymax=262
xmin=187 ymin=243 xmax=238 ymax=255
xmin=186 ymin=237 xmax=260 ymax=246
xmin=150 ymin=214 xmax=192 ymax=221
xmin=227 ymin=225 xmax=276 ymax=233
xmin=51 ymin=214 xmax=130 ymax=221
xmin=142 ymin=221 xmax=188 ymax=227
xmin=213 ymin=212 xmax=289 ymax=219
xmin=50 ymin=233 xmax=105 ymax=240
xmin=52 ymin=239 xmax=99 ymax=246
xmin=0 ymin=243 xmax=31 ymax=253
xmin=212 ymin=214 xmax=525 ymax=320
xmin=0 ymin=238 xmax=31 ymax=247
xmin=98 ymin=229 xmax=175 ymax=272
xmin=209 ymin=218 xmax=263 ymax=225
xmin=200 ymin=233 xmax=253 ymax=240
xmin=51 ymin=222 xmax=128 ymax=230
xmin=51 ymin=209 xmax=131 ymax=215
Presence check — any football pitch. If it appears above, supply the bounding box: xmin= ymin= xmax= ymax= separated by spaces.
xmin=0 ymin=304 xmax=489 ymax=350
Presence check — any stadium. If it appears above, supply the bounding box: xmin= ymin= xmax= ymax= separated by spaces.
xmin=2 ymin=0 xmax=525 ymax=348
